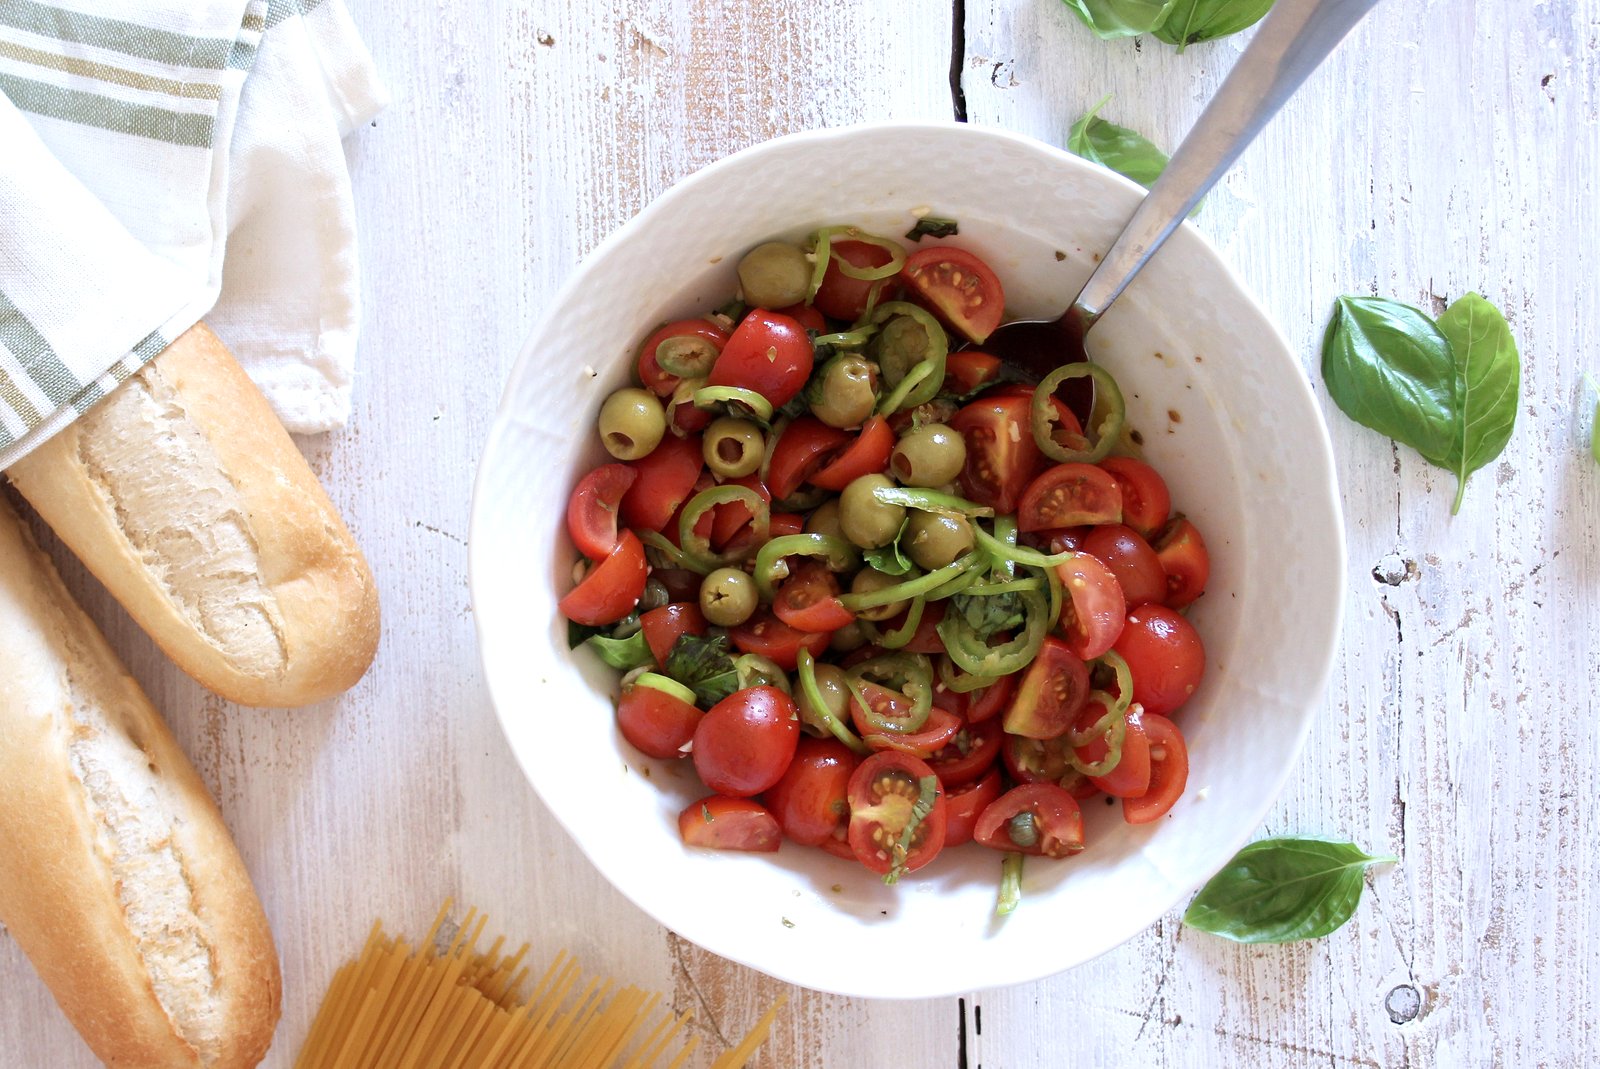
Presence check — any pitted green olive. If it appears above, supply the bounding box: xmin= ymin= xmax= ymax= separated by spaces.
xmin=737 ymin=241 xmax=811 ymax=309
xmin=890 ymin=423 xmax=967 ymax=487
xmin=804 ymin=499 xmax=847 ymax=543
xmin=700 ymin=567 xmax=758 ymax=626
xmin=903 ymin=511 xmax=974 ymax=570
xmin=850 ymin=567 xmax=908 ymax=622
xmin=839 ymin=474 xmax=905 ymax=549
xmin=598 ymin=387 xmax=667 ymax=460
xmin=812 ymin=355 xmax=878 ymax=429
xmin=797 ymin=662 xmax=851 ymax=734
xmin=702 ymin=417 xmax=765 ymax=478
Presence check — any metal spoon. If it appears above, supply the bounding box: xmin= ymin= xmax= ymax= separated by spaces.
xmin=981 ymin=0 xmax=1385 ymax=379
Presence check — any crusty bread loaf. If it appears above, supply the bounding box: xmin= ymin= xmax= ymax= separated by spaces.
xmin=0 ymin=493 xmax=281 ymax=1068
xmin=6 ymin=322 xmax=379 ymax=708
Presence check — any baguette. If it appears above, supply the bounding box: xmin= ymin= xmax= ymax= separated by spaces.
xmin=6 ymin=323 xmax=379 ymax=708
xmin=0 ymin=493 xmax=281 ymax=1067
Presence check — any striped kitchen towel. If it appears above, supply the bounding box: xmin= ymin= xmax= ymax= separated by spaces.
xmin=0 ymin=0 xmax=386 ymax=470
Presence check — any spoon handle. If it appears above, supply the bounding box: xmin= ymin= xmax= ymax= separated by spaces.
xmin=1071 ymin=0 xmax=1384 ymax=327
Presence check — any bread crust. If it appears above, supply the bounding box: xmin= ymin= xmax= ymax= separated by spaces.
xmin=7 ymin=323 xmax=380 ymax=708
xmin=0 ymin=495 xmax=281 ymax=1067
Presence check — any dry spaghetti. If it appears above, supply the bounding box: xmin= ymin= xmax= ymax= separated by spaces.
xmin=296 ymin=903 xmax=782 ymax=1069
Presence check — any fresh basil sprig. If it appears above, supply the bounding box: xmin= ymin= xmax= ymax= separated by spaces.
xmin=1586 ymin=374 xmax=1600 ymax=466
xmin=1153 ymin=0 xmax=1275 ymax=50
xmin=1321 ymin=293 xmax=1520 ymax=514
xmin=1059 ymin=0 xmax=1179 ymax=37
xmin=862 ymin=519 xmax=914 ymax=576
xmin=1067 ymin=97 xmax=1170 ymax=190
xmin=1183 ymin=837 xmax=1395 ymax=943
xmin=584 ymin=629 xmax=654 ymax=671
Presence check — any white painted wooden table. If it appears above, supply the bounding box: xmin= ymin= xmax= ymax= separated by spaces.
xmin=2 ymin=1 xmax=1596 ymax=1065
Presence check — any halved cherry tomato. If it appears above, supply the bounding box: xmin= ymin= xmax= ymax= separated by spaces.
xmin=925 ymin=715 xmax=1003 ymax=789
xmin=721 ymin=510 xmax=804 ymax=560
xmin=846 ymin=751 xmax=946 ymax=876
xmin=809 ymin=416 xmax=893 ymax=491
xmin=902 ymin=246 xmax=1005 ymax=344
xmin=566 ymin=463 xmax=636 ymax=559
xmin=1124 ymin=715 xmax=1189 ymax=824
xmin=818 ymin=829 xmax=857 ymax=860
xmin=942 ymin=350 xmax=1002 ymax=396
xmin=1099 ymin=457 xmax=1171 ymax=538
xmin=664 ymin=378 xmax=713 ymax=435
xmin=1073 ymin=699 xmax=1152 ymax=798
xmin=678 ymin=795 xmax=781 ymax=852
xmin=652 ymin=567 xmax=702 ymax=603
xmin=965 ymin=670 xmax=1017 ymax=724
xmin=617 ymin=679 xmax=701 ymax=758
xmin=1018 ymin=463 xmax=1123 ymax=532
xmin=859 ymin=705 xmax=962 ymax=760
xmin=1022 ymin=525 xmax=1087 ymax=554
xmin=1153 ymin=516 xmax=1211 ymax=609
xmin=973 ymin=783 xmax=1084 ymax=858
xmin=639 ymin=602 xmax=706 ymax=666
xmin=777 ymin=302 xmax=828 ymax=332
xmin=1082 ymin=524 xmax=1166 ymax=609
xmin=620 ymin=435 xmax=703 ymax=532
xmin=767 ymin=418 xmax=852 ymax=500
xmin=1113 ymin=605 xmax=1206 ymax=716
xmin=558 ymin=531 xmax=647 ymax=626
xmin=774 ymin=560 xmax=855 ymax=633
xmin=709 ymin=473 xmax=772 ymax=549
xmin=942 ymin=768 xmax=1003 ymax=848
xmin=1002 ymin=636 xmax=1090 ymax=739
xmin=729 ymin=611 xmax=830 ymax=671
xmin=1001 ymin=735 xmax=1097 ymax=798
xmin=691 ymin=685 xmax=800 ymax=797
xmin=1055 ymin=552 xmax=1127 ymax=660
xmin=708 ymin=309 xmax=813 ymax=408
xmin=637 ymin=320 xmax=728 ymax=396
xmin=814 ymin=239 xmax=897 ymax=322
xmin=763 ymin=737 xmax=858 ymax=846
xmin=951 ymin=394 xmax=1046 ymax=514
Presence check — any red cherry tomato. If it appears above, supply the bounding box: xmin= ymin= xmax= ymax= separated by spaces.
xmin=1099 ymin=457 xmax=1171 ymax=538
xmin=817 ymin=830 xmax=857 ymax=860
xmin=773 ymin=561 xmax=854 ymax=634
xmin=691 ymin=686 xmax=801 ymax=797
xmin=951 ymin=394 xmax=1046 ymax=514
xmin=566 ymin=463 xmax=636 ymax=560
xmin=942 ymin=350 xmax=1002 ymax=396
xmin=1054 ymin=552 xmax=1127 ymax=661
xmin=708 ymin=473 xmax=772 ymax=549
xmin=901 ymin=246 xmax=1005 ymax=344
xmin=767 ymin=418 xmax=852 ymax=501
xmin=964 ymin=670 xmax=1017 ymax=724
xmin=814 ymin=239 xmax=897 ymax=322
xmin=1082 ymin=524 xmax=1167 ymax=609
xmin=1002 ymin=635 xmax=1091 ymax=739
xmin=858 ymin=704 xmax=963 ymax=760
xmin=1124 ymin=715 xmax=1190 ymax=824
xmin=558 ymin=531 xmax=647 ymax=626
xmin=678 ymin=795 xmax=781 ymax=852
xmin=973 ymin=783 xmax=1085 ymax=858
xmin=925 ymin=715 xmax=1003 ymax=790
xmin=637 ymin=319 xmax=728 ymax=396
xmin=616 ymin=679 xmax=702 ymax=758
xmin=763 ymin=737 xmax=858 ymax=846
xmin=708 ymin=309 xmax=813 ymax=409
xmin=846 ymin=751 xmax=946 ymax=876
xmin=620 ymin=435 xmax=703 ymax=532
xmin=665 ymin=377 xmax=714 ymax=435
xmin=1113 ymin=605 xmax=1206 ymax=716
xmin=1001 ymin=734 xmax=1098 ymax=798
xmin=728 ymin=611 xmax=830 ymax=672
xmin=1017 ymin=463 xmax=1123 ymax=532
xmin=638 ymin=602 xmax=707 ymax=666
xmin=1153 ymin=517 xmax=1211 ymax=609
xmin=777 ymin=302 xmax=828 ymax=332
xmin=942 ymin=768 xmax=1004 ymax=848
xmin=1073 ymin=699 xmax=1152 ymax=798
xmin=808 ymin=416 xmax=894 ymax=491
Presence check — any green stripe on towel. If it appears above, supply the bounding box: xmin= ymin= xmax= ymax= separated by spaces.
xmin=0 ymin=0 xmax=234 ymax=69
xmin=0 ymin=39 xmax=221 ymax=100
xmin=0 ymin=290 xmax=81 ymax=407
xmin=0 ymin=70 xmax=212 ymax=146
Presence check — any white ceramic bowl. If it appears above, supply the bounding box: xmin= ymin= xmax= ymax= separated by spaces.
xmin=471 ymin=122 xmax=1345 ymax=999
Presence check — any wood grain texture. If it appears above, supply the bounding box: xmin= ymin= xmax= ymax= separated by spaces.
xmin=0 ymin=0 xmax=1595 ymax=1066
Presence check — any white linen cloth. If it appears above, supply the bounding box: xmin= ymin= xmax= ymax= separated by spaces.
xmin=0 ymin=0 xmax=386 ymax=470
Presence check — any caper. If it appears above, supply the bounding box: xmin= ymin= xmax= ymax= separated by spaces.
xmin=702 ymin=417 xmax=765 ymax=478
xmin=797 ymin=662 xmax=851 ymax=735
xmin=598 ymin=387 xmax=666 ymax=460
xmin=638 ymin=577 xmax=670 ymax=613
xmin=903 ymin=511 xmax=974 ymax=570
xmin=839 ymin=474 xmax=905 ymax=549
xmin=850 ymin=567 xmax=908 ymax=622
xmin=812 ymin=355 xmax=878 ymax=429
xmin=828 ymin=620 xmax=869 ymax=652
xmin=700 ymin=567 xmax=758 ymax=626
xmin=737 ymin=241 xmax=811 ymax=309
xmin=804 ymin=499 xmax=847 ymax=543
xmin=891 ymin=423 xmax=968 ymax=487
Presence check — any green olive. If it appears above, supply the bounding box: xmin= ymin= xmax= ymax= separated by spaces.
xmin=872 ymin=313 xmax=933 ymax=388
xmin=700 ymin=567 xmax=758 ymax=626
xmin=598 ymin=387 xmax=666 ymax=460
xmin=702 ymin=417 xmax=765 ymax=478
xmin=736 ymin=654 xmax=791 ymax=693
xmin=797 ymin=662 xmax=851 ymax=735
xmin=804 ymin=499 xmax=847 ymax=543
xmin=903 ymin=511 xmax=974 ymax=570
xmin=890 ymin=423 xmax=968 ymax=487
xmin=829 ymin=620 xmax=869 ymax=652
xmin=812 ymin=355 xmax=878 ymax=428
xmin=737 ymin=241 xmax=811 ymax=309
xmin=839 ymin=474 xmax=905 ymax=549
xmin=850 ymin=567 xmax=908 ymax=622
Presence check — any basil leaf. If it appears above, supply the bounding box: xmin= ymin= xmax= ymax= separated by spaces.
xmin=1435 ymin=292 xmax=1520 ymax=513
xmin=1321 ymin=295 xmax=1459 ymax=465
xmin=1060 ymin=0 xmax=1180 ymax=38
xmin=862 ymin=519 xmax=914 ymax=576
xmin=663 ymin=632 xmax=740 ymax=708
xmin=1153 ymin=0 xmax=1275 ymax=50
xmin=1183 ymin=837 xmax=1395 ymax=943
xmin=1586 ymin=374 xmax=1600 ymax=466
xmin=1067 ymin=97 xmax=1171 ymax=190
xmin=905 ymin=216 xmax=959 ymax=242
xmin=583 ymin=629 xmax=654 ymax=671
xmin=949 ymin=590 xmax=1026 ymax=637
xmin=567 ymin=618 xmax=607 ymax=649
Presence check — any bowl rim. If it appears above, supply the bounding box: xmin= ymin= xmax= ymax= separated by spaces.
xmin=469 ymin=119 xmax=1347 ymax=997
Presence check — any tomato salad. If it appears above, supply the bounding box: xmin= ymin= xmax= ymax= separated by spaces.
xmin=560 ymin=223 xmax=1212 ymax=902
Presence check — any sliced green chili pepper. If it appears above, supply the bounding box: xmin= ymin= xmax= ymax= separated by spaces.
xmin=654 ymin=334 xmax=720 ymax=378
xmin=870 ymin=302 xmax=948 ymax=412
xmin=734 ymin=654 xmax=791 ymax=693
xmin=996 ymin=852 xmax=1024 ymax=917
xmin=1067 ymin=690 xmax=1126 ymax=777
xmin=991 ymin=515 xmax=1018 ymax=581
xmin=844 ymin=653 xmax=934 ymax=735
xmin=837 ymin=551 xmax=982 ymax=612
xmin=1031 ymin=362 xmax=1126 ymax=464
xmin=814 ymin=326 xmax=878 ymax=350
xmin=937 ymin=654 xmax=1001 ymax=695
xmin=1091 ymin=650 xmax=1134 ymax=716
xmin=752 ymin=533 xmax=858 ymax=600
xmin=922 ymin=565 xmax=981 ymax=602
xmin=638 ymin=529 xmax=716 ymax=575
xmin=937 ymin=588 xmax=1050 ymax=677
xmin=677 ymin=485 xmax=769 ymax=563
xmin=806 ymin=226 xmax=906 ymax=301
xmin=962 ymin=576 xmax=1042 ymax=597
xmin=796 ymin=649 xmax=870 ymax=756
xmin=631 ymin=672 xmax=697 ymax=705
xmin=884 ymin=774 xmax=940 ymax=885
xmin=875 ymin=361 xmax=934 ymax=416
xmin=880 ymin=595 xmax=926 ymax=650
xmin=974 ymin=527 xmax=1073 ymax=570
xmin=1042 ymin=562 xmax=1063 ymax=631
xmin=869 ymin=485 xmax=994 ymax=518
xmin=694 ymin=384 xmax=774 ymax=422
